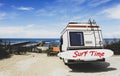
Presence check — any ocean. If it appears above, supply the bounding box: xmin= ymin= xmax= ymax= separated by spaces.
xmin=0 ymin=38 xmax=59 ymax=43
xmin=0 ymin=38 xmax=120 ymax=45
xmin=0 ymin=38 xmax=60 ymax=46
xmin=104 ymin=38 xmax=120 ymax=43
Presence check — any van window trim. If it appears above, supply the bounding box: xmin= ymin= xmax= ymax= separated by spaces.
xmin=68 ymin=31 xmax=85 ymax=47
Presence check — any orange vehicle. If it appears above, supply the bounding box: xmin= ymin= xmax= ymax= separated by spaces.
xmin=52 ymin=46 xmax=60 ymax=52
xmin=47 ymin=46 xmax=60 ymax=56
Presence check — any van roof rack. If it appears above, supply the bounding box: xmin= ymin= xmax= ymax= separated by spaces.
xmin=69 ymin=22 xmax=80 ymax=24
xmin=69 ymin=19 xmax=96 ymax=24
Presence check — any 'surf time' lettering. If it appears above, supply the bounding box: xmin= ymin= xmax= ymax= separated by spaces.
xmin=72 ymin=51 xmax=105 ymax=58
xmin=73 ymin=51 xmax=88 ymax=58
xmin=89 ymin=51 xmax=104 ymax=58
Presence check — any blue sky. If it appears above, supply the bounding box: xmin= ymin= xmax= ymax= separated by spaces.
xmin=0 ymin=0 xmax=120 ymax=38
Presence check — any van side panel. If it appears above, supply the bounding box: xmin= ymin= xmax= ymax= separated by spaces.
xmin=62 ymin=31 xmax=68 ymax=52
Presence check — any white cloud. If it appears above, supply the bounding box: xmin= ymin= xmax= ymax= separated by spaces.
xmin=36 ymin=9 xmax=57 ymax=16
xmin=103 ymin=31 xmax=120 ymax=38
xmin=26 ymin=24 xmax=35 ymax=28
xmin=0 ymin=12 xmax=7 ymax=20
xmin=35 ymin=0 xmax=85 ymax=18
xmin=17 ymin=6 xmax=34 ymax=11
xmin=88 ymin=0 xmax=111 ymax=7
xmin=102 ymin=25 xmax=120 ymax=38
xmin=0 ymin=3 xmax=4 ymax=7
xmin=1 ymin=24 xmax=120 ymax=38
xmin=57 ymin=0 xmax=85 ymax=4
xmin=102 ymin=4 xmax=120 ymax=19
xmin=0 ymin=12 xmax=18 ymax=20
xmin=0 ymin=25 xmax=60 ymax=38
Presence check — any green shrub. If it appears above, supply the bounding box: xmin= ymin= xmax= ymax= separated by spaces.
xmin=0 ymin=39 xmax=11 ymax=59
xmin=104 ymin=40 xmax=120 ymax=55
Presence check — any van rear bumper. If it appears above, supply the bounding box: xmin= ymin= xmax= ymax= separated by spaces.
xmin=65 ymin=58 xmax=105 ymax=64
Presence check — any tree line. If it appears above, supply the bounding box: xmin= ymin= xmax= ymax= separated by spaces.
xmin=1 ymin=39 xmax=120 ymax=59
xmin=104 ymin=39 xmax=120 ymax=55
xmin=0 ymin=39 xmax=11 ymax=59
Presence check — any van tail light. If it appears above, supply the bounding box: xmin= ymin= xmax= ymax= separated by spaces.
xmin=67 ymin=47 xmax=69 ymax=50
xmin=99 ymin=41 xmax=103 ymax=45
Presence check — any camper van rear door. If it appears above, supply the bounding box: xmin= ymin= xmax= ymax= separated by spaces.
xmin=69 ymin=32 xmax=84 ymax=46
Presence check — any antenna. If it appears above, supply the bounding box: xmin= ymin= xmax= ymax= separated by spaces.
xmin=88 ymin=18 xmax=92 ymax=25
xmin=88 ymin=18 xmax=97 ymax=25
xmin=92 ymin=19 xmax=96 ymax=24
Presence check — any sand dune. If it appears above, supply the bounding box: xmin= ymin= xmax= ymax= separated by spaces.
xmin=0 ymin=53 xmax=120 ymax=76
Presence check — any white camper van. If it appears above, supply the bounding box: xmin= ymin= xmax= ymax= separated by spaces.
xmin=58 ymin=20 xmax=113 ymax=65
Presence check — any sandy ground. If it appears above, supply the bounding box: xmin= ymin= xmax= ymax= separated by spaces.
xmin=0 ymin=53 xmax=120 ymax=76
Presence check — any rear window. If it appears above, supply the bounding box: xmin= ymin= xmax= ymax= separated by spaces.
xmin=69 ymin=32 xmax=84 ymax=46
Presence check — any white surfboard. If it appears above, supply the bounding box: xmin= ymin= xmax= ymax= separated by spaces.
xmin=58 ymin=49 xmax=113 ymax=61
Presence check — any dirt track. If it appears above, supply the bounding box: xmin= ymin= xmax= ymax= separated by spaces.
xmin=0 ymin=53 xmax=120 ymax=76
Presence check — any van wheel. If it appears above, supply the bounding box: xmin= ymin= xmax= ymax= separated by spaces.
xmin=63 ymin=58 xmax=68 ymax=65
xmin=100 ymin=58 xmax=105 ymax=62
xmin=67 ymin=64 xmax=76 ymax=69
xmin=59 ymin=57 xmax=62 ymax=60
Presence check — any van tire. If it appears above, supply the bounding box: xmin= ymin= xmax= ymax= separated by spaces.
xmin=63 ymin=58 xmax=68 ymax=65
